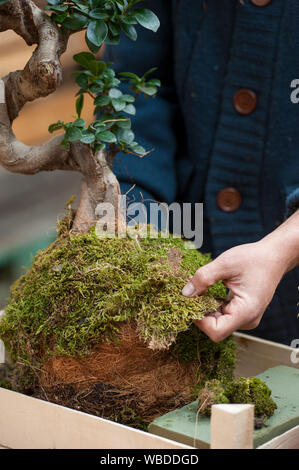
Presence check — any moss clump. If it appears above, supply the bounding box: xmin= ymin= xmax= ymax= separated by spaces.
xmin=197 ymin=379 xmax=230 ymax=415
xmin=226 ymin=377 xmax=277 ymax=418
xmin=0 ymin=226 xmax=227 ymax=367
xmin=172 ymin=324 xmax=236 ymax=385
xmin=197 ymin=377 xmax=277 ymax=421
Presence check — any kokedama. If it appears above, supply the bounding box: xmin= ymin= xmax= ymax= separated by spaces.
xmin=0 ymin=0 xmax=276 ymax=429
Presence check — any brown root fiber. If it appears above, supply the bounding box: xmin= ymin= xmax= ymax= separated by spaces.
xmin=37 ymin=323 xmax=201 ymax=426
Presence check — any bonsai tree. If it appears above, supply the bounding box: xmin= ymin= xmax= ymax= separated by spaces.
xmin=0 ymin=0 xmax=276 ymax=429
xmin=0 ymin=0 xmax=162 ymax=233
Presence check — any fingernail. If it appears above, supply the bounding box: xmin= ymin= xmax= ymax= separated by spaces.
xmin=182 ymin=282 xmax=196 ymax=297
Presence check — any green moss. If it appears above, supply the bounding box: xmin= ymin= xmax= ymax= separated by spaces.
xmin=0 ymin=379 xmax=12 ymax=390
xmin=0 ymin=226 xmax=228 ymax=368
xmin=197 ymin=379 xmax=230 ymax=416
xmin=226 ymin=377 xmax=277 ymax=418
xmin=197 ymin=376 xmax=277 ymax=419
xmin=171 ymin=324 xmax=236 ymax=384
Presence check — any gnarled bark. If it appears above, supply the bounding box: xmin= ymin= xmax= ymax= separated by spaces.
xmin=0 ymin=0 xmax=123 ymax=233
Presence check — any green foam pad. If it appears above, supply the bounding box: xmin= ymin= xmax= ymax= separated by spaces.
xmin=149 ymin=366 xmax=299 ymax=448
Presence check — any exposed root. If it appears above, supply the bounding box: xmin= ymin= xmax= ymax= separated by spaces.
xmin=38 ymin=323 xmax=200 ymax=424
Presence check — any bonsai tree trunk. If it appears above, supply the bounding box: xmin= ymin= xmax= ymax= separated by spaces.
xmin=0 ymin=0 xmax=123 ymax=233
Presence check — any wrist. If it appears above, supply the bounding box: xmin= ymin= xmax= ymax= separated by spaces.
xmin=260 ymin=210 xmax=299 ymax=274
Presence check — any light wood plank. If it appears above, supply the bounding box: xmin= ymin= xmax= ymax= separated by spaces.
xmin=0 ymin=387 xmax=191 ymax=449
xmin=234 ymin=332 xmax=299 ymax=377
xmin=258 ymin=426 xmax=299 ymax=449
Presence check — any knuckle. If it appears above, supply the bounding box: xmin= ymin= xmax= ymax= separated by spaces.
xmin=194 ymin=268 xmax=210 ymax=287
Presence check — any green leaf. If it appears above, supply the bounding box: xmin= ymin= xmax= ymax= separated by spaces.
xmin=108 ymin=22 xmax=121 ymax=36
xmin=65 ymin=126 xmax=83 ymax=141
xmin=121 ymin=23 xmax=137 ymax=41
xmin=123 ymin=104 xmax=136 ymax=115
xmin=111 ymin=98 xmax=126 ymax=112
xmin=74 ymin=53 xmax=107 ymax=76
xmin=116 ymin=116 xmax=131 ymax=129
xmin=89 ymin=60 xmax=107 ymax=76
xmin=116 ymin=1 xmax=124 ymax=12
xmin=85 ymin=33 xmax=101 ymax=53
xmin=142 ymin=67 xmax=158 ymax=78
xmin=48 ymin=121 xmax=64 ymax=133
xmin=121 ymin=13 xmax=138 ymax=25
xmin=91 ymin=86 xmax=104 ymax=96
xmin=73 ymin=52 xmax=96 ymax=69
xmin=73 ymin=118 xmax=86 ymax=127
xmin=76 ymin=94 xmax=84 ymax=118
xmin=119 ymin=71 xmax=141 ymax=82
xmin=89 ymin=8 xmax=109 ymax=19
xmin=94 ymin=95 xmax=110 ymax=106
xmin=109 ymin=88 xmax=122 ymax=98
xmin=80 ymin=131 xmax=96 ymax=144
xmin=93 ymin=119 xmax=114 ymax=130
xmin=122 ymin=94 xmax=135 ymax=103
xmin=87 ymin=20 xmax=108 ymax=47
xmin=90 ymin=0 xmax=105 ymax=8
xmin=117 ymin=129 xmax=134 ymax=144
xmin=96 ymin=113 xmax=115 ymax=123
xmin=73 ymin=3 xmax=90 ymax=15
xmin=51 ymin=11 xmax=68 ymax=23
xmin=95 ymin=143 xmax=106 ymax=152
xmin=103 ymin=69 xmax=115 ymax=80
xmin=75 ymin=73 xmax=89 ymax=89
xmin=96 ymin=131 xmax=117 ymax=143
xmin=137 ymin=84 xmax=157 ymax=96
xmin=62 ymin=13 xmax=88 ymax=30
xmin=129 ymin=142 xmax=146 ymax=155
xmin=146 ymin=78 xmax=161 ymax=87
xmin=133 ymin=8 xmax=160 ymax=32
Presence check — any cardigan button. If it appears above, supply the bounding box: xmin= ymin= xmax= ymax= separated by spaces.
xmin=251 ymin=0 xmax=272 ymax=6
xmin=217 ymin=188 xmax=242 ymax=212
xmin=233 ymin=89 xmax=257 ymax=115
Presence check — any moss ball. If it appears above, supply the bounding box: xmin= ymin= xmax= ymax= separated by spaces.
xmin=226 ymin=377 xmax=277 ymax=417
xmin=0 ymin=227 xmax=228 ymax=366
xmin=197 ymin=376 xmax=277 ymax=420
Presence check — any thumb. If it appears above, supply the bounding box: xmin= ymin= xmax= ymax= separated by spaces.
xmin=182 ymin=258 xmax=227 ymax=298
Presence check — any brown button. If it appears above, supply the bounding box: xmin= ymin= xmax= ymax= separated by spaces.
xmin=217 ymin=188 xmax=242 ymax=212
xmin=251 ymin=0 xmax=272 ymax=6
xmin=233 ymin=89 xmax=257 ymax=115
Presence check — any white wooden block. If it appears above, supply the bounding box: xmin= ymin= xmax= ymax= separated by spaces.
xmin=210 ymin=404 xmax=254 ymax=449
xmin=0 ymin=310 xmax=5 ymax=365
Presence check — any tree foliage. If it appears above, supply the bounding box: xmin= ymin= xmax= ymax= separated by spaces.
xmin=46 ymin=0 xmax=161 ymax=155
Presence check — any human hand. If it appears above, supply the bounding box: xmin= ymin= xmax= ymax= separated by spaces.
xmin=182 ymin=210 xmax=299 ymax=342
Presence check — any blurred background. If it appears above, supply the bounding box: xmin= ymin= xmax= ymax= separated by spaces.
xmin=0 ymin=1 xmax=97 ymax=308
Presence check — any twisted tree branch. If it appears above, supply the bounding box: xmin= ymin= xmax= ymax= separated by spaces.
xmin=0 ymin=0 xmax=123 ymax=232
xmin=0 ymin=1 xmax=74 ymax=174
